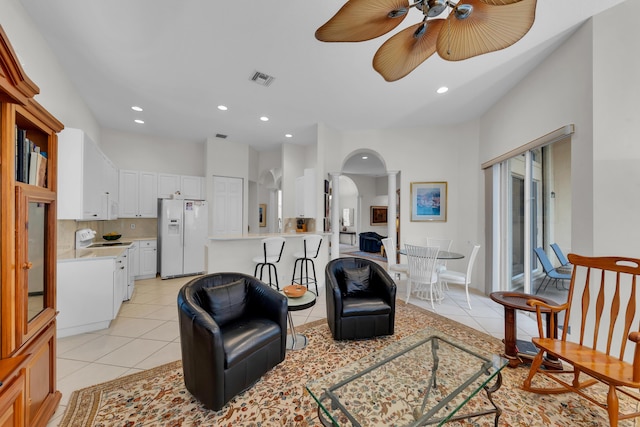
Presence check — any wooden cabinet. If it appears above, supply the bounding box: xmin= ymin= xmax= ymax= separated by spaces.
xmin=58 ymin=128 xmax=118 ymax=220
xmin=158 ymin=173 xmax=203 ymax=199
xmin=0 ymin=25 xmax=62 ymax=427
xmin=119 ymin=170 xmax=158 ymax=218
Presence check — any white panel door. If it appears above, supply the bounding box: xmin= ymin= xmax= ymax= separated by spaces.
xmin=212 ymin=176 xmax=243 ymax=235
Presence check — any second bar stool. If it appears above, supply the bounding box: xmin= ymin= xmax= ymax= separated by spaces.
xmin=253 ymin=237 xmax=286 ymax=290
xmin=291 ymin=234 xmax=323 ymax=294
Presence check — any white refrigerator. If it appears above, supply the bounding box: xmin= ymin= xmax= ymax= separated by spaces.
xmin=158 ymin=198 xmax=208 ymax=279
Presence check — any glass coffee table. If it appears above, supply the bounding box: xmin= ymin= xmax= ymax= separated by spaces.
xmin=306 ymin=328 xmax=507 ymax=426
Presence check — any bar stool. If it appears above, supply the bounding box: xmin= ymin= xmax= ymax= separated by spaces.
xmin=253 ymin=237 xmax=286 ymax=290
xmin=291 ymin=234 xmax=322 ymax=294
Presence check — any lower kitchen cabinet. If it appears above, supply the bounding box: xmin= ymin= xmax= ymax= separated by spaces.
xmin=137 ymin=240 xmax=157 ymax=279
xmin=57 ymin=257 xmax=125 ymax=338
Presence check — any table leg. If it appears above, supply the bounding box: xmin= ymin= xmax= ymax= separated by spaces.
xmin=286 ymin=312 xmax=308 ymax=350
xmin=502 ymin=306 xmax=520 ymax=368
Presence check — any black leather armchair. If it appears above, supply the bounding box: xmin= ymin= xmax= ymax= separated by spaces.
xmin=325 ymin=257 xmax=396 ymax=340
xmin=359 ymin=232 xmax=386 ymax=253
xmin=177 ymin=272 xmax=287 ymax=410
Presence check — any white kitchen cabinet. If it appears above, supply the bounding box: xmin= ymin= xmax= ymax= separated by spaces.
xmin=181 ymin=175 xmax=203 ymax=199
xmin=113 ymin=253 xmax=127 ymax=315
xmin=158 ymin=173 xmax=203 ymax=199
xmin=157 ymin=173 xmax=180 ymax=199
xmin=129 ymin=242 xmax=139 ymax=277
xmin=58 ymin=127 xmax=118 ymax=220
xmin=295 ymin=168 xmax=316 ymax=218
xmin=137 ymin=239 xmax=157 ymax=279
xmin=119 ymin=169 xmax=158 ymax=218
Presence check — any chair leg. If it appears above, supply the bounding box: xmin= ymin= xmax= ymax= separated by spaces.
xmin=465 ymin=282 xmax=472 ymax=310
xmin=309 ymin=259 xmax=318 ymax=294
xmin=291 ymin=258 xmax=301 ymax=285
xmin=406 ymin=279 xmax=411 ymax=304
xmin=607 ymin=385 xmax=620 ymax=427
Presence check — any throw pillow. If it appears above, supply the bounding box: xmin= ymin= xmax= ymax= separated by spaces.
xmin=343 ymin=265 xmax=371 ymax=297
xmin=201 ymin=279 xmax=247 ymax=327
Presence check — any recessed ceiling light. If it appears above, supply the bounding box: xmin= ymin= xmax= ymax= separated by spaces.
xmin=131 ymin=106 xmax=143 ymax=112
xmin=260 ymin=116 xmax=269 ymax=122
xmin=134 ymin=119 xmax=144 ymax=124
xmin=285 ymin=134 xmax=293 ymax=138
xmin=217 ymin=105 xmax=228 ymax=111
xmin=436 ymin=86 xmax=449 ymax=94
xmin=362 ymin=156 xmax=368 ymax=160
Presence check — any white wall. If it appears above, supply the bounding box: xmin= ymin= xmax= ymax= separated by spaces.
xmin=321 ymin=122 xmax=484 ymax=287
xmin=480 ymin=0 xmax=639 ymax=259
xmin=101 ymin=128 xmax=204 ymax=174
xmin=0 ymin=0 xmax=100 ymax=141
xmin=591 ymin=0 xmax=640 ymax=256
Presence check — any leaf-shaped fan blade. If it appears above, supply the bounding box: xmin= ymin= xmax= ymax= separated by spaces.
xmin=436 ymin=0 xmax=536 ymax=61
xmin=373 ymin=19 xmax=445 ymax=81
xmin=316 ymin=0 xmax=410 ymax=42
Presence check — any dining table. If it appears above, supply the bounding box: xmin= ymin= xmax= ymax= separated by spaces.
xmin=399 ymin=248 xmax=465 ymax=260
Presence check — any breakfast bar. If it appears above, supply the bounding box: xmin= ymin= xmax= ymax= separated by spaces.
xmin=207 ymin=232 xmax=331 ymax=292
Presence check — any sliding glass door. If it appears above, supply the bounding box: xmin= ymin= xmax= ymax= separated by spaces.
xmin=497 ymin=138 xmax=571 ymax=294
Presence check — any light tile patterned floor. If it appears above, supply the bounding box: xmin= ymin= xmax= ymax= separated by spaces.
xmin=46 ymin=270 xmax=539 ymax=426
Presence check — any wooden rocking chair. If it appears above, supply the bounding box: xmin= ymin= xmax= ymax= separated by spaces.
xmin=523 ymin=254 xmax=640 ymax=426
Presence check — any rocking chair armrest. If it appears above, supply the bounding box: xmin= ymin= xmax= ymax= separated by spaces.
xmin=629 ymin=332 xmax=640 ymax=382
xmin=527 ymin=298 xmax=569 ymax=339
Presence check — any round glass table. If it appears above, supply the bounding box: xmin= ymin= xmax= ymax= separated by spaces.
xmin=280 ymin=289 xmax=316 ymax=350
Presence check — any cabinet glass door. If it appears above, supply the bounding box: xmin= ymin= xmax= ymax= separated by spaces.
xmin=16 ymin=185 xmax=56 ymax=344
xmin=27 ymin=200 xmax=46 ymax=321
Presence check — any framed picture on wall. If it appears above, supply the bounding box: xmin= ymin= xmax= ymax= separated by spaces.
xmin=410 ymin=182 xmax=447 ymax=222
xmin=259 ymin=204 xmax=267 ymax=227
xmin=370 ymin=206 xmax=388 ymax=225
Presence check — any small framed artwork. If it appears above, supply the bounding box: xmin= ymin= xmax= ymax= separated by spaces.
xmin=370 ymin=206 xmax=388 ymax=226
xmin=410 ymin=182 xmax=447 ymax=222
xmin=259 ymin=204 xmax=267 ymax=227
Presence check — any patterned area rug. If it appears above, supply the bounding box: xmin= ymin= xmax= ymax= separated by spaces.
xmin=60 ymin=302 xmax=639 ymax=426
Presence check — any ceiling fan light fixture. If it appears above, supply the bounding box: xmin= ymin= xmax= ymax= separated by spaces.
xmin=316 ymin=0 xmax=536 ymax=80
xmin=454 ymin=4 xmax=473 ymax=19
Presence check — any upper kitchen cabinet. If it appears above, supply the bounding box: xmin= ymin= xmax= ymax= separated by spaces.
xmin=0 ymin=24 xmax=63 ymax=427
xmin=295 ymin=168 xmax=316 ymax=218
xmin=158 ymin=173 xmax=204 ymax=199
xmin=58 ymin=128 xmax=118 ymax=220
xmin=119 ymin=170 xmax=158 ymax=218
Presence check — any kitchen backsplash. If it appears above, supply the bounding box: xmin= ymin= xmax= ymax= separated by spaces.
xmin=57 ymin=218 xmax=158 ymax=252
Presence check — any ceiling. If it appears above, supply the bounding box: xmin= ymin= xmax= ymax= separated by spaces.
xmin=19 ymin=0 xmax=626 ymax=152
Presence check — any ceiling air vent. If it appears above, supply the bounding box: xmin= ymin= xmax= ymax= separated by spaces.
xmin=216 ymin=133 xmax=228 ymax=139
xmin=250 ymin=71 xmax=275 ymax=87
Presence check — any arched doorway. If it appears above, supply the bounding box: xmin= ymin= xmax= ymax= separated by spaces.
xmin=329 ymin=149 xmax=400 ymax=259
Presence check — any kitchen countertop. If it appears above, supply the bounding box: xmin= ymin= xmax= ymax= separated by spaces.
xmin=209 ymin=232 xmax=330 ymax=241
xmin=58 ymin=237 xmax=157 ymax=262
xmin=58 ymin=244 xmax=133 ymax=262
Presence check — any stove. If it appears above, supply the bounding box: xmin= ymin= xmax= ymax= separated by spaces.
xmin=87 ymin=241 xmax=132 ymax=248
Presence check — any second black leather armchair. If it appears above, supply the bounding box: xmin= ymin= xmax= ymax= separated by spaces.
xmin=325 ymin=257 xmax=396 ymax=340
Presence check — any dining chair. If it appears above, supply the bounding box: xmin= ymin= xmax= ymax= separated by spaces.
xmin=437 ymin=244 xmax=481 ymax=310
xmin=404 ymin=244 xmax=440 ymax=308
xmin=426 ymin=237 xmax=453 ymax=289
xmin=381 ymin=237 xmax=408 ymax=281
xmin=533 ymin=247 xmax=571 ymax=294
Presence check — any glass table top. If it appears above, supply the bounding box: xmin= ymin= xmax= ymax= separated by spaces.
xmin=306 ymin=328 xmax=507 ymax=427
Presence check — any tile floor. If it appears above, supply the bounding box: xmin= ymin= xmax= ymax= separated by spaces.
xmin=46 ymin=268 xmax=541 ymax=426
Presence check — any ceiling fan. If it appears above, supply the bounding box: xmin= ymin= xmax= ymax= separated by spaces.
xmin=315 ymin=0 xmax=537 ymax=82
